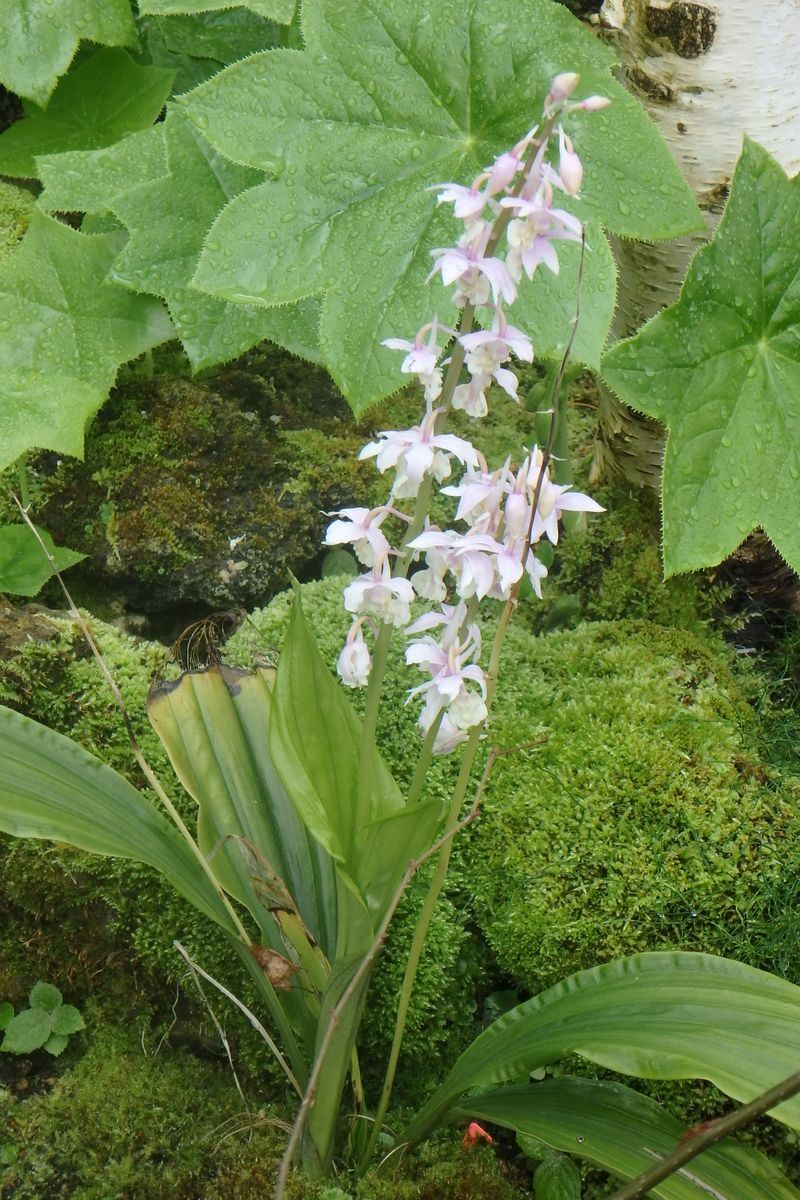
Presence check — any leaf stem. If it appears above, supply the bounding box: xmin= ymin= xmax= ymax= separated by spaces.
xmin=16 ymin=460 xmax=31 ymax=511
xmin=404 ymin=710 xmax=444 ymax=808
xmin=359 ymin=724 xmax=483 ymax=1169
xmin=276 ymin=775 xmax=488 ymax=1200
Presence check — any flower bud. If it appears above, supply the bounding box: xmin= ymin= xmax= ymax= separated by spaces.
xmin=549 ymin=72 xmax=580 ymax=102
xmin=578 ymin=95 xmax=611 ymax=111
xmin=558 ymin=128 xmax=583 ymax=195
xmin=504 ymin=491 xmax=529 ymax=540
xmin=337 ymin=633 xmax=372 ymax=688
xmin=486 ymin=151 xmax=521 ymax=194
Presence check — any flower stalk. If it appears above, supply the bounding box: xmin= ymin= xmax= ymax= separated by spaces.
xmin=320 ymin=73 xmax=608 ymax=1176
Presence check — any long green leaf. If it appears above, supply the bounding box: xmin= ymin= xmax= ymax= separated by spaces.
xmin=148 ymin=664 xmax=338 ymax=959
xmin=403 ymin=953 xmax=800 ymax=1143
xmin=456 ymin=1078 xmax=800 ymax=1200
xmin=269 ymin=591 xmax=412 ymax=928
xmin=0 ymin=704 xmax=238 ymax=936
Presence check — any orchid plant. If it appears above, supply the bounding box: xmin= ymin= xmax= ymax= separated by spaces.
xmin=2 ymin=68 xmax=800 ymax=1200
xmin=325 ymin=72 xmax=603 ymax=762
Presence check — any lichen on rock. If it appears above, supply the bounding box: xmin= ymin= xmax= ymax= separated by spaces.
xmin=33 ymin=353 xmax=401 ymax=616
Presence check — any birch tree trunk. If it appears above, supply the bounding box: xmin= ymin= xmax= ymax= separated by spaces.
xmin=596 ymin=0 xmax=800 ymax=486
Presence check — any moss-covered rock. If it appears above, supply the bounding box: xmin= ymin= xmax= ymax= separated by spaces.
xmin=34 ymin=364 xmax=389 ymax=615
xmin=32 ymin=352 xmax=540 ymax=622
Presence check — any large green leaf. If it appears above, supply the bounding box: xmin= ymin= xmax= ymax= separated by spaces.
xmin=0 ymin=704 xmax=239 ymax=936
xmin=181 ymin=0 xmax=699 ymax=410
xmin=0 ymin=49 xmax=174 ymax=179
xmin=139 ymin=0 xmax=295 ymax=21
xmin=0 ymin=1 xmax=135 ymax=107
xmin=458 ymin=1078 xmax=800 ymax=1200
xmin=0 ymin=525 xmax=85 ymax=597
xmin=402 ymin=952 xmax=800 ymax=1143
xmin=602 ymin=138 xmax=800 ymax=576
xmin=158 ymin=10 xmax=281 ymax=61
xmin=0 ymin=211 xmax=173 ymax=470
xmin=109 ymin=112 xmax=322 ymax=368
xmin=148 ymin=664 xmax=338 ymax=959
xmin=38 ymin=127 xmax=169 ymax=216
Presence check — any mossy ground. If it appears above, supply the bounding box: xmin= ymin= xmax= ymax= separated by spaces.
xmin=1 ymin=1021 xmax=528 ymax=1200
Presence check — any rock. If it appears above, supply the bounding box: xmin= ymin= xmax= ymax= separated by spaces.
xmin=35 ymin=355 xmax=393 ymax=617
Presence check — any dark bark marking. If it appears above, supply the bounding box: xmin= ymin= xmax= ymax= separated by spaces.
xmin=645 ymin=2 xmax=717 ymax=58
xmin=628 ymin=65 xmax=674 ymax=103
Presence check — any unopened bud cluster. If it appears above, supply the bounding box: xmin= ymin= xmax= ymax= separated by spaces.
xmin=324 ymin=75 xmax=608 ymax=754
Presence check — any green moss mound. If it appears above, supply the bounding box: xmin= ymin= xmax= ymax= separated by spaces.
xmin=464 ymin=619 xmax=800 ymax=991
xmin=231 ymin=579 xmax=800 ymax=996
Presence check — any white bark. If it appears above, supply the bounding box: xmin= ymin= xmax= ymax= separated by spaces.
xmin=596 ymin=0 xmax=800 ymax=480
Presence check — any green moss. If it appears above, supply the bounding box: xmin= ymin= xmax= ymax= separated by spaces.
xmin=0 ymin=1019 xmax=294 ymax=1200
xmin=1 ymin=1018 xmax=525 ymax=1200
xmin=231 ymin=580 xmax=800 ymax=995
xmin=460 ymin=619 xmax=800 ymax=992
xmin=0 ymin=179 xmax=33 ymax=263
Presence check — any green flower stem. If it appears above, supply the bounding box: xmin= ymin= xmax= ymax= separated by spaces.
xmin=364 ymin=231 xmax=588 ymax=1169
xmin=361 ymin=117 xmax=578 ymax=1168
xmin=360 ymin=721 xmax=483 ymax=1170
xmin=404 ymin=711 xmax=444 ymax=808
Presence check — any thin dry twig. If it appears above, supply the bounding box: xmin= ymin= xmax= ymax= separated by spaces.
xmin=174 ymin=941 xmax=302 ymax=1099
xmin=606 ymin=1068 xmax=800 ymax=1200
xmin=176 ymin=943 xmax=250 ymax=1114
